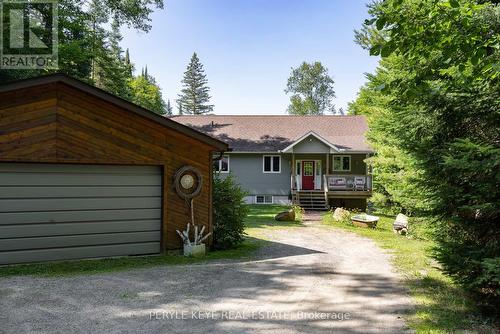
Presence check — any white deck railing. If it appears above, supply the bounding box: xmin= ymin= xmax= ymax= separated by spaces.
xmin=292 ymin=174 xmax=372 ymax=191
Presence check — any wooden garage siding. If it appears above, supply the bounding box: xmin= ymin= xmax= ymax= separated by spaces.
xmin=0 ymin=81 xmax=221 ymax=251
xmin=0 ymin=164 xmax=162 ymax=264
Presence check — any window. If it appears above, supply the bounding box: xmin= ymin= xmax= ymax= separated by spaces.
xmin=303 ymin=161 xmax=314 ymax=176
xmin=263 ymin=155 xmax=281 ymax=173
xmin=255 ymin=195 xmax=273 ymax=204
xmin=214 ymin=155 xmax=229 ymax=173
xmin=332 ymin=155 xmax=351 ymax=171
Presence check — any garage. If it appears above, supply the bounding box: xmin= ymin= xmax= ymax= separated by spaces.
xmin=0 ymin=164 xmax=162 ymax=264
xmin=0 ymin=74 xmax=227 ymax=264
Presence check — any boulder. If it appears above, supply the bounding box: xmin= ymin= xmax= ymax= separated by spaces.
xmin=275 ymin=209 xmax=295 ymax=221
xmin=393 ymin=213 xmax=409 ymax=235
xmin=332 ymin=207 xmax=350 ymax=222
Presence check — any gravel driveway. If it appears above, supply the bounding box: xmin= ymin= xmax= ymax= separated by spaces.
xmin=0 ymin=219 xmax=411 ymax=334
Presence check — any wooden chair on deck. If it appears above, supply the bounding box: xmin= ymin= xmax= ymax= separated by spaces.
xmin=354 ymin=177 xmax=366 ymax=191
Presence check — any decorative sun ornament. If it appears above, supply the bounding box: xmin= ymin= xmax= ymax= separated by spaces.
xmin=173 ymin=166 xmax=203 ymax=200
xmin=180 ymin=174 xmax=195 ymax=189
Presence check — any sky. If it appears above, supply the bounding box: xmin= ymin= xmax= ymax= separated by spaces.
xmin=121 ymin=0 xmax=379 ymax=115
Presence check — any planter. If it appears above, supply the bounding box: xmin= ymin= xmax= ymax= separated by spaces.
xmin=183 ymin=243 xmax=206 ymax=257
xmin=351 ymin=214 xmax=379 ymax=228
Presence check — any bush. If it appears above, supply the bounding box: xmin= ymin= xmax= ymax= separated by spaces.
xmin=291 ymin=205 xmax=304 ymax=222
xmin=212 ymin=174 xmax=249 ymax=249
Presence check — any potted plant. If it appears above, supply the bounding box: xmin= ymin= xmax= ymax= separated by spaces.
xmin=176 ymin=223 xmax=211 ymax=257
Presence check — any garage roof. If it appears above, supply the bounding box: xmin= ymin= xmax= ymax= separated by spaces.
xmin=0 ymin=74 xmax=228 ymax=151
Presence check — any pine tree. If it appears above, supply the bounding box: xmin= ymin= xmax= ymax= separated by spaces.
xmin=124 ymin=48 xmax=133 ymax=77
xmin=92 ymin=17 xmax=132 ymax=100
xmin=177 ymin=52 xmax=214 ymax=114
xmin=165 ymin=100 xmax=173 ymax=115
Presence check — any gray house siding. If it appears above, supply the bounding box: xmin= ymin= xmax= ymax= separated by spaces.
xmin=219 ymin=153 xmax=292 ymax=204
xmin=329 ymin=154 xmax=367 ymax=175
xmin=217 ymin=152 xmax=369 ymax=205
xmin=291 ymin=136 xmax=330 ymax=153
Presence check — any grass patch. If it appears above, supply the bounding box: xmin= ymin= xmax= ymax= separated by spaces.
xmin=0 ymin=240 xmax=260 ymax=278
xmin=323 ymin=212 xmax=496 ymax=333
xmin=245 ymin=204 xmax=303 ymax=238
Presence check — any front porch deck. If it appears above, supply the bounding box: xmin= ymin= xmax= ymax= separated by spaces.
xmin=327 ymin=190 xmax=372 ymax=198
xmin=291 ymin=188 xmax=372 ymax=210
xmin=292 ymin=173 xmax=372 ymax=210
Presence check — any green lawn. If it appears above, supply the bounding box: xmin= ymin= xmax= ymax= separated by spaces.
xmin=244 ymin=204 xmax=303 ymax=238
xmin=322 ymin=212 xmax=496 ymax=333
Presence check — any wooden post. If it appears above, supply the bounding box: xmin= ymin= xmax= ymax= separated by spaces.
xmin=326 ymin=152 xmax=330 ymax=175
xmin=292 ymin=153 xmax=296 ymax=190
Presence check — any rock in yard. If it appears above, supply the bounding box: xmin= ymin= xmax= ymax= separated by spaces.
xmin=393 ymin=213 xmax=409 ymax=235
xmin=332 ymin=207 xmax=350 ymax=222
xmin=275 ymin=209 xmax=295 ymax=221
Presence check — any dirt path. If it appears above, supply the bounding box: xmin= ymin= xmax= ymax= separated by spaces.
xmin=0 ymin=217 xmax=411 ymax=334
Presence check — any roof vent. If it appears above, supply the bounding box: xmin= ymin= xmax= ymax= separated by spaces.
xmin=211 ymin=121 xmax=215 ymax=127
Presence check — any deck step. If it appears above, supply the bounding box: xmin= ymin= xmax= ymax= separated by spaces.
xmin=293 ymin=191 xmax=329 ymax=211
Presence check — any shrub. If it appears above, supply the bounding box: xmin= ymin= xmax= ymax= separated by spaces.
xmin=212 ymin=174 xmax=249 ymax=249
xmin=291 ymin=205 xmax=304 ymax=222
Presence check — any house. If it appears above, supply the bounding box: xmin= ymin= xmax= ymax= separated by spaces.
xmin=172 ymin=115 xmax=373 ymax=210
xmin=0 ymin=74 xmax=227 ymax=265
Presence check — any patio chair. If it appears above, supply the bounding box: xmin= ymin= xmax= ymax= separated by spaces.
xmin=328 ymin=177 xmax=347 ymax=190
xmin=354 ymin=177 xmax=366 ymax=191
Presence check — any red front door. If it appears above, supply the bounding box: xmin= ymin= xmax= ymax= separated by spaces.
xmin=302 ymin=161 xmax=315 ymax=190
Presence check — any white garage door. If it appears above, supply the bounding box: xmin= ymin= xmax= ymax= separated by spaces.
xmin=0 ymin=163 xmax=162 ymax=265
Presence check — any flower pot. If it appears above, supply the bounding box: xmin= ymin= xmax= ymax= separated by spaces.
xmin=183 ymin=243 xmax=206 ymax=257
xmin=351 ymin=214 xmax=379 ymax=228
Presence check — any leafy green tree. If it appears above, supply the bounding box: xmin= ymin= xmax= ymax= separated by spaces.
xmin=285 ymin=61 xmax=336 ymax=115
xmin=177 ymin=53 xmax=214 ymax=114
xmin=354 ymin=0 xmax=499 ymax=307
xmin=128 ymin=74 xmax=166 ymax=114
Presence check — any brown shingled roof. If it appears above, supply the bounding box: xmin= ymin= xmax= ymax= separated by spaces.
xmin=170 ymin=115 xmax=372 ymax=153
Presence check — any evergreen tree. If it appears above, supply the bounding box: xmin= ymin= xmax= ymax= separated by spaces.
xmin=124 ymin=49 xmax=133 ymax=77
xmin=92 ymin=17 xmax=132 ymax=99
xmin=355 ymin=0 xmax=499 ymax=307
xmin=177 ymin=52 xmax=214 ymax=114
xmin=0 ymin=0 xmax=164 ymax=100
xmin=165 ymin=100 xmax=173 ymax=115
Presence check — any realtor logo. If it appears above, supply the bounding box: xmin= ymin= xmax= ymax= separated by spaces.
xmin=0 ymin=0 xmax=58 ymax=69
